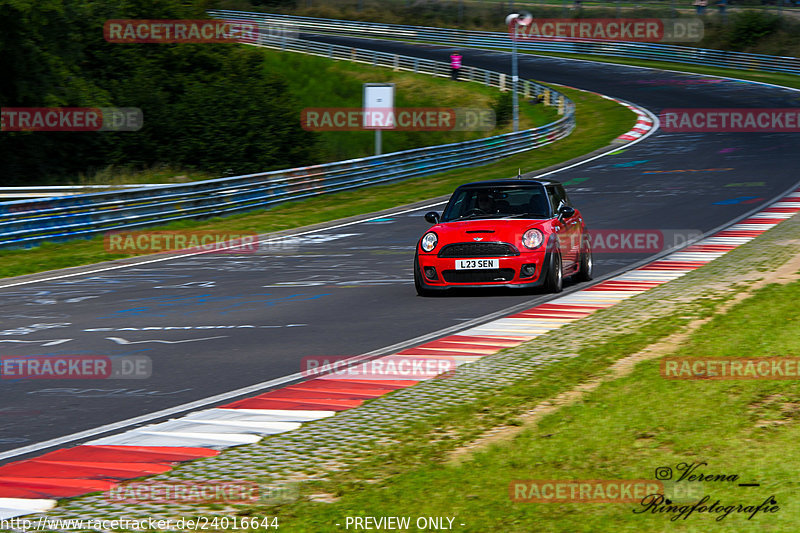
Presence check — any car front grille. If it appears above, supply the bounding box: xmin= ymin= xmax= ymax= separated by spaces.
xmin=438 ymin=242 xmax=518 ymax=258
xmin=442 ymin=268 xmax=516 ymax=283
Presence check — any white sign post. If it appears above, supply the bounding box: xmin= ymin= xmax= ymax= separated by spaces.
xmin=363 ymin=83 xmax=395 ymax=156
xmin=506 ymin=12 xmax=532 ymax=132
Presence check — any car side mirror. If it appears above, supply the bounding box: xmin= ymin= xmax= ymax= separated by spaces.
xmin=424 ymin=212 xmax=440 ymax=224
xmin=558 ymin=206 xmax=576 ymax=219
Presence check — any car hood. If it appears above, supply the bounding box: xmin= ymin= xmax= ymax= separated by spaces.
xmin=431 ymin=218 xmax=552 ymax=246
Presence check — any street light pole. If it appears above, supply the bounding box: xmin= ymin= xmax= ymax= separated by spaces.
xmin=506 ymin=12 xmax=531 ymax=133
xmin=512 ymin=31 xmax=519 ymax=132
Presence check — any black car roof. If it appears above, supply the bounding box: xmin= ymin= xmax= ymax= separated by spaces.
xmin=455 ymin=178 xmax=562 ymax=189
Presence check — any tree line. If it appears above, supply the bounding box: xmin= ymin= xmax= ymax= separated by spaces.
xmin=0 ymin=0 xmax=317 ymax=185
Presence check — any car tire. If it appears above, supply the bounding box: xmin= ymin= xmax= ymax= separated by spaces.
xmin=414 ymin=255 xmax=435 ymax=297
xmin=544 ymin=250 xmax=563 ymax=293
xmin=574 ymin=236 xmax=593 ymax=282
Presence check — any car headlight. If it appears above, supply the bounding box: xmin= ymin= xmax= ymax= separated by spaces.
xmin=421 ymin=232 xmax=438 ymax=252
xmin=522 ymin=229 xmax=544 ymax=249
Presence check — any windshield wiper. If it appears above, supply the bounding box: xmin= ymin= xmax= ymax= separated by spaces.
xmin=502 ymin=213 xmax=546 ymax=219
xmin=455 ymin=213 xmax=494 ymax=220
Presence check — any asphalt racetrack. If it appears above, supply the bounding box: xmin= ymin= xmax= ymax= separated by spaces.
xmin=1 ymin=36 xmax=799 ymax=461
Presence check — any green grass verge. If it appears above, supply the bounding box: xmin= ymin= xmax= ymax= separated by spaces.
xmin=0 ymin=85 xmax=634 ymax=280
xmin=246 ymin=270 xmax=800 ymax=532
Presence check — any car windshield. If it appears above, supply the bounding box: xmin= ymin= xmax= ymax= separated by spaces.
xmin=441 ymin=185 xmax=551 ymax=222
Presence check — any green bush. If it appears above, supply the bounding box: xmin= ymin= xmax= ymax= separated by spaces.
xmin=492 ymin=91 xmax=513 ymax=127
xmin=728 ymin=11 xmax=781 ymax=50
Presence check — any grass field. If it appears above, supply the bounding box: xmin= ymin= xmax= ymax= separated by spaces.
xmin=261 ymin=277 xmax=800 ymax=532
xmin=259 ymin=49 xmax=559 ymax=163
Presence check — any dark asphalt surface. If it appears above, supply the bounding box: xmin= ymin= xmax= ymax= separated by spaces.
xmin=1 ymin=36 xmax=799 ymax=461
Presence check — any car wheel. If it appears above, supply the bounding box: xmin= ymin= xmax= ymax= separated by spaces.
xmin=574 ymin=236 xmax=593 ymax=282
xmin=414 ymin=255 xmax=435 ymax=297
xmin=544 ymin=250 xmax=563 ymax=293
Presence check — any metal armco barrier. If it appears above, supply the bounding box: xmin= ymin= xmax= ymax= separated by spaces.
xmin=0 ymin=185 xmax=168 ymax=199
xmin=0 ymin=35 xmax=574 ymax=249
xmin=210 ymin=10 xmax=800 ymax=76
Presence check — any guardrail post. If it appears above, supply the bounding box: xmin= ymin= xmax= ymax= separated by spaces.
xmin=544 ymin=89 xmax=551 ymax=106
xmin=524 ymin=81 xmax=530 ymax=99
xmin=351 ymin=48 xmax=357 ymax=62
xmin=558 ymin=96 xmax=565 ymax=115
xmin=414 ymin=58 xmax=419 ymax=73
xmin=484 ymin=71 xmax=490 ymax=87
xmin=393 ymin=55 xmax=399 ymax=71
xmin=373 ymin=51 xmax=377 ymax=66
xmin=329 ymin=44 xmax=333 ymax=59
xmin=499 ymin=73 xmax=507 ymax=91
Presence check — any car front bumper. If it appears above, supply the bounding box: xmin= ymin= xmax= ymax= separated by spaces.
xmin=416 ymin=249 xmax=553 ymax=291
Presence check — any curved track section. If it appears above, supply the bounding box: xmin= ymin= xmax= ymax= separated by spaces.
xmin=1 ymin=37 xmax=799 ymax=477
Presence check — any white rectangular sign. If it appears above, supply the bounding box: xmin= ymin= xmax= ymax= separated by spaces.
xmin=363 ymin=83 xmax=395 ymax=130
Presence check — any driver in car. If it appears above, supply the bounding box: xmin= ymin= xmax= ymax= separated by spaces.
xmin=475 ymin=191 xmax=496 ymax=214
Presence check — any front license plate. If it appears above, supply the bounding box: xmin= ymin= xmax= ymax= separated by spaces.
xmin=456 ymin=259 xmax=499 ymax=270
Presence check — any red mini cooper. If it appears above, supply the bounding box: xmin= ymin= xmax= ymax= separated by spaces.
xmin=414 ymin=179 xmax=592 ymax=295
